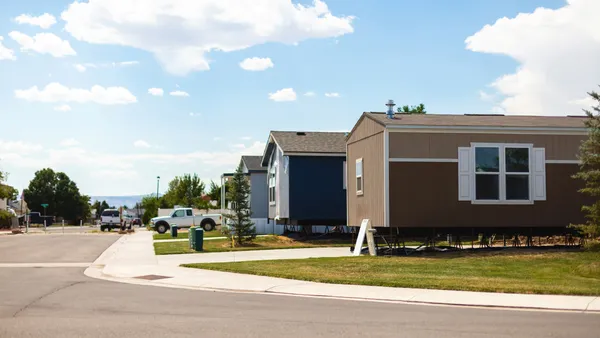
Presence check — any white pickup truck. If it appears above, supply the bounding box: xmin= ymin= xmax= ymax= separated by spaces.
xmin=150 ymin=208 xmax=222 ymax=234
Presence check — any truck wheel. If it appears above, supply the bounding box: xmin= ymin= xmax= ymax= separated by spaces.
xmin=156 ymin=223 xmax=168 ymax=234
xmin=202 ymin=220 xmax=216 ymax=232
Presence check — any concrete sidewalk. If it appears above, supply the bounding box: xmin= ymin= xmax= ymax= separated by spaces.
xmin=85 ymin=230 xmax=600 ymax=313
xmin=154 ymin=234 xmax=272 ymax=243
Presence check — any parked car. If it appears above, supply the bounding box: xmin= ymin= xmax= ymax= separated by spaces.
xmin=150 ymin=208 xmax=222 ymax=234
xmin=132 ymin=218 xmax=142 ymax=226
xmin=100 ymin=209 xmax=121 ymax=231
xmin=27 ymin=212 xmax=54 ymax=226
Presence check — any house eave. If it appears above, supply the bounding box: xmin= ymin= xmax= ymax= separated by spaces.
xmin=283 ymin=152 xmax=346 ymax=157
xmin=384 ymin=124 xmax=588 ymax=134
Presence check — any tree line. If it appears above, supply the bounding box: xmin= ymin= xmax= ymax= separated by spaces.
xmin=140 ymin=173 xmax=227 ymax=224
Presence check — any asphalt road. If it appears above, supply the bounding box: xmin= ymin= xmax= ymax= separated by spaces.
xmin=0 ymin=235 xmax=598 ymax=338
xmin=0 ymin=234 xmax=118 ymax=263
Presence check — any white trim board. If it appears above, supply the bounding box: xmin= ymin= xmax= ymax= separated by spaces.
xmin=384 ymin=129 xmax=389 ymax=227
xmin=284 ymin=152 xmax=346 ymax=157
xmin=389 ymin=158 xmax=580 ymax=164
xmin=389 ymin=158 xmax=458 ymax=163
xmin=387 ymin=126 xmax=587 ymax=136
xmin=546 ymin=160 xmax=580 ymax=164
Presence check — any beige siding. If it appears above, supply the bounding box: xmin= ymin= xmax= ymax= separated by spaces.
xmin=347 ymin=132 xmax=385 ymax=227
xmin=347 ymin=116 xmax=385 ymax=144
xmin=388 ymin=133 xmax=585 ymax=161
xmin=389 ymin=162 xmax=589 ymax=228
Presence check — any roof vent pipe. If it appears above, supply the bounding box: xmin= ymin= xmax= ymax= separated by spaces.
xmin=385 ymin=99 xmax=396 ymax=119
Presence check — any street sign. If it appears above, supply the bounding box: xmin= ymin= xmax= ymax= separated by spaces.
xmin=41 ymin=204 xmax=49 ymax=217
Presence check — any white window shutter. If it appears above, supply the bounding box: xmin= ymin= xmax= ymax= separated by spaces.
xmin=532 ymin=148 xmax=546 ymax=201
xmin=458 ymin=147 xmax=472 ymax=201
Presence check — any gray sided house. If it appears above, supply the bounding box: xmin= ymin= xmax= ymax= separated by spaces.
xmin=261 ymin=131 xmax=348 ymax=228
xmin=221 ymin=156 xmax=276 ymax=234
xmin=346 ymin=111 xmax=592 ymax=238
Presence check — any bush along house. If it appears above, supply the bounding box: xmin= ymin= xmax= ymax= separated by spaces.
xmin=261 ymin=131 xmax=348 ymax=234
xmin=345 ymin=102 xmax=591 ymax=247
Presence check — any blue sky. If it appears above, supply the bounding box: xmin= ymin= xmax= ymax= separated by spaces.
xmin=0 ymin=0 xmax=597 ymax=196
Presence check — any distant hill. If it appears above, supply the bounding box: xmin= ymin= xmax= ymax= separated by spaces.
xmin=90 ymin=195 xmax=148 ymax=208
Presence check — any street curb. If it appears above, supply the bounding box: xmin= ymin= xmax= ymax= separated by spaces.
xmin=84 ymin=233 xmax=600 ymax=314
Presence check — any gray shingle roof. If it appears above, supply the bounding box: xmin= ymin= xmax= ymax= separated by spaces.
xmin=270 ymin=131 xmax=347 ymax=154
xmin=366 ymin=112 xmax=588 ymax=129
xmin=241 ymin=156 xmax=265 ymax=172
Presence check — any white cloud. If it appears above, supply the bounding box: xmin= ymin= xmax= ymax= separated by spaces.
xmin=54 ymin=104 xmax=72 ymax=112
xmin=134 ymin=140 xmax=151 ymax=148
xmin=75 ymin=61 xmax=138 ymax=72
xmin=239 ymin=57 xmax=274 ymax=71
xmin=0 ymin=37 xmax=16 ymax=61
xmin=61 ymin=0 xmax=354 ymax=76
xmin=269 ymin=88 xmax=297 ymax=102
xmin=170 ymin=90 xmax=189 ymax=97
xmin=569 ymin=96 xmax=598 ymax=108
xmin=90 ymin=169 xmax=139 ymax=180
xmin=0 ymin=140 xmax=43 ymax=154
xmin=14 ymin=13 xmax=57 ymax=29
xmin=148 ymin=88 xmax=164 ymax=96
xmin=9 ymin=31 xmax=76 ymax=58
xmin=74 ymin=64 xmax=86 ymax=72
xmin=304 ymin=91 xmax=316 ymax=97
xmin=15 ymin=82 xmax=137 ymax=105
xmin=490 ymin=106 xmax=506 ymax=114
xmin=465 ymin=0 xmax=600 ymax=116
xmin=189 ymin=112 xmax=201 ymax=117
xmin=240 ymin=136 xmax=252 ymax=140
xmin=118 ymin=61 xmax=139 ymax=66
xmin=479 ymin=90 xmax=495 ymax=102
xmin=60 ymin=138 xmax=79 ymax=147
xmin=325 ymin=92 xmax=340 ymax=98
xmin=0 ymin=140 xmax=266 ymax=195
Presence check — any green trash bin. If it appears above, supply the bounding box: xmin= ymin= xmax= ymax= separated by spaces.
xmin=189 ymin=226 xmax=196 ymax=249
xmin=194 ymin=227 xmax=204 ymax=251
xmin=171 ymin=224 xmax=178 ymax=238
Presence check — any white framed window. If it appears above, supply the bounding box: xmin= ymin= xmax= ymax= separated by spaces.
xmin=458 ymin=143 xmax=546 ymax=204
xmin=356 ymin=158 xmax=363 ymax=195
xmin=268 ymin=163 xmax=276 ymax=205
xmin=343 ymin=161 xmax=347 ymax=190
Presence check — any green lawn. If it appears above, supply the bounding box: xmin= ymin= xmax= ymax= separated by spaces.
xmin=153 ymin=230 xmax=225 ymax=240
xmin=154 ymin=235 xmax=354 ymax=255
xmin=183 ymin=250 xmax=600 ymax=296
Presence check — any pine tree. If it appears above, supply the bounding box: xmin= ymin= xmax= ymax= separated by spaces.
xmin=572 ymin=88 xmax=600 ymax=239
xmin=222 ymin=163 xmax=256 ymax=246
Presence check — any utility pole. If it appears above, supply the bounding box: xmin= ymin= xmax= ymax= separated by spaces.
xmin=156 ymin=176 xmax=160 ymax=200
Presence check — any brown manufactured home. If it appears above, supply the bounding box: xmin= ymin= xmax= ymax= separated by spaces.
xmin=346 ymin=111 xmax=590 ymax=237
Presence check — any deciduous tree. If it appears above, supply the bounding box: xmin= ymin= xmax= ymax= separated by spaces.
xmin=23 ymin=168 xmax=89 ymax=222
xmin=397 ymin=103 xmax=427 ymax=114
xmin=162 ymin=174 xmax=206 ymax=208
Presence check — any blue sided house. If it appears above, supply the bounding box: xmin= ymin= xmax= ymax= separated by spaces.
xmin=260 ymin=131 xmax=348 ymax=231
